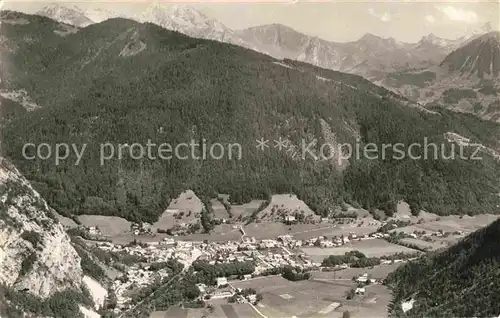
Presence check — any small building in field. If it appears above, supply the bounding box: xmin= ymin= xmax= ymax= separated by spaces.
xmin=216 ymin=277 xmax=228 ymax=287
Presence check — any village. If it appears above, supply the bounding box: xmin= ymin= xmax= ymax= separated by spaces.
xmin=81 ymin=224 xmax=418 ymax=315
xmin=71 ymin=197 xmax=499 ymax=317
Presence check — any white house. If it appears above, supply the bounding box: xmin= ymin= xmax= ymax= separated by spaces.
xmin=355 ymin=287 xmax=365 ymax=295
xmin=356 ymin=273 xmax=368 ymax=283
xmin=247 ymin=294 xmax=257 ymax=303
xmin=216 ymin=277 xmax=228 ymax=287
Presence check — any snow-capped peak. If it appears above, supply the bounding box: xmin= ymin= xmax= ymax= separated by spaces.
xmin=420 ymin=33 xmax=448 ymax=46
xmin=417 ymin=33 xmax=465 ymax=50
xmin=136 ymin=3 xmax=227 ymax=33
xmin=36 ymin=4 xmax=93 ymax=27
xmin=84 ymin=8 xmax=119 ymax=23
xmin=132 ymin=2 xmax=253 ymax=48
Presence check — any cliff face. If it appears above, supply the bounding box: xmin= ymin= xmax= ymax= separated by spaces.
xmin=0 ymin=159 xmax=83 ymax=298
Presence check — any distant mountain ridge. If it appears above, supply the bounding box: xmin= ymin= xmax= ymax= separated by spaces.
xmin=440 ymin=31 xmax=500 ymax=79
xmin=381 ymin=31 xmax=500 ymax=122
xmin=236 ymin=23 xmax=466 ymax=79
xmin=36 ymin=4 xmax=93 ymax=27
xmin=33 ymin=3 xmax=471 ymax=79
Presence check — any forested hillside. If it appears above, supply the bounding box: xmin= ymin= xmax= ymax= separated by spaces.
xmin=2 ymin=12 xmax=500 ymax=222
xmin=385 ymin=218 xmax=500 ymax=317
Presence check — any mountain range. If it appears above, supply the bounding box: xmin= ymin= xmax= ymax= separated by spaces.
xmin=381 ymin=31 xmax=500 ymax=122
xmin=31 ymin=3 xmax=500 ymax=127
xmin=34 ymin=3 xmax=480 ymax=80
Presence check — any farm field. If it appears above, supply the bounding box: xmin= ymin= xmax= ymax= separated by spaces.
xmin=78 ymin=215 xmax=132 ymax=236
xmin=152 ymin=190 xmax=203 ymax=232
xmin=211 ymin=198 xmax=230 ymax=219
xmin=399 ymin=237 xmax=446 ymax=250
xmin=230 ymin=276 xmax=391 ymax=317
xmin=151 ymin=303 xmax=262 ymax=318
xmin=290 ymin=224 xmax=379 ymax=241
xmin=311 ymin=263 xmax=404 ymax=281
xmin=301 ymin=239 xmax=420 ymax=262
xmin=391 ymin=214 xmax=498 ymax=235
xmin=231 ymin=200 xmax=266 ymax=219
xmin=257 ymin=194 xmax=319 ymax=222
xmin=340 ymin=284 xmax=392 ymax=318
xmin=243 ymin=222 xmax=379 ymax=241
xmin=110 ymin=224 xmax=242 ymax=245
xmin=234 ymin=276 xmax=355 ymax=317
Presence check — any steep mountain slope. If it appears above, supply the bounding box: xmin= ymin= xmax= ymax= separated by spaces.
xmin=1 ymin=13 xmax=500 ymax=224
xmin=386 ymin=217 xmax=500 ymax=317
xmin=440 ymin=31 xmax=500 ymax=79
xmin=236 ymin=24 xmax=463 ymax=80
xmin=0 ymin=158 xmax=99 ymax=317
xmin=381 ymin=32 xmax=500 ymax=122
xmin=0 ymin=159 xmax=82 ymax=296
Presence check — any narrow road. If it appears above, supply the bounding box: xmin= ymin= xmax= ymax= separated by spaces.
xmin=239 ymin=225 xmax=246 ymax=241
xmin=228 ymin=282 xmax=268 ymax=318
xmin=249 ymin=302 xmax=269 ymax=318
xmin=281 ymin=246 xmax=292 ymax=256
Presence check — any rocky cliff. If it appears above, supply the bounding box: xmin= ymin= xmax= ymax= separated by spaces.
xmin=0 ymin=158 xmax=83 ymax=298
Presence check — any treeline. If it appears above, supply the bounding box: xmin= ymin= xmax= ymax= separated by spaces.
xmin=322 ymin=251 xmax=381 ymax=268
xmin=192 ymin=260 xmax=255 ymax=285
xmin=261 ymin=265 xmax=311 ymax=281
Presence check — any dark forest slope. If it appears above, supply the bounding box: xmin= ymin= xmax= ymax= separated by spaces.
xmin=386 ymin=217 xmax=500 ymax=317
xmin=1 ymin=12 xmax=500 ymax=222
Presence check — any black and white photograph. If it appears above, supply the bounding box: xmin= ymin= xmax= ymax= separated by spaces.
xmin=0 ymin=0 xmax=499 ymax=317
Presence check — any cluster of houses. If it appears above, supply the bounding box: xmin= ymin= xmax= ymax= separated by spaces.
xmin=390 ymin=228 xmax=466 ymax=243
xmin=95 ymin=241 xmax=202 ymax=311
xmin=301 ymin=232 xmax=391 ymax=248
xmin=130 ymin=222 xmax=153 ymax=236
xmin=85 ymin=219 xmax=424 ymax=314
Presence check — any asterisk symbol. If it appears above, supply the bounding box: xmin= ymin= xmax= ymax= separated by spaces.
xmin=256 ymin=138 xmax=269 ymax=151
xmin=274 ymin=137 xmax=288 ymax=151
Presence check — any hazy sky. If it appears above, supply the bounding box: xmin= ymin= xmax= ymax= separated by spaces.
xmin=3 ymin=1 xmax=499 ymax=42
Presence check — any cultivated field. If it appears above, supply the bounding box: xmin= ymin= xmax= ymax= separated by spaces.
xmin=211 ymin=198 xmax=230 ymax=219
xmin=257 ymin=194 xmax=319 ymax=222
xmin=244 ymin=221 xmax=380 ymax=241
xmin=302 ymin=239 xmax=420 ymax=262
xmin=311 ymin=263 xmax=404 ymax=281
xmin=152 ymin=190 xmax=204 ymax=232
xmin=391 ymin=214 xmax=498 ymax=235
xmin=110 ymin=224 xmax=242 ymax=245
xmin=392 ymin=201 xmax=440 ymax=223
xmin=340 ymin=284 xmax=392 ymax=318
xmin=231 ymin=200 xmax=267 ymax=219
xmin=152 ymin=303 xmax=262 ymax=318
xmin=230 ymin=275 xmax=391 ymax=317
xmin=78 ymin=215 xmax=132 ymax=236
